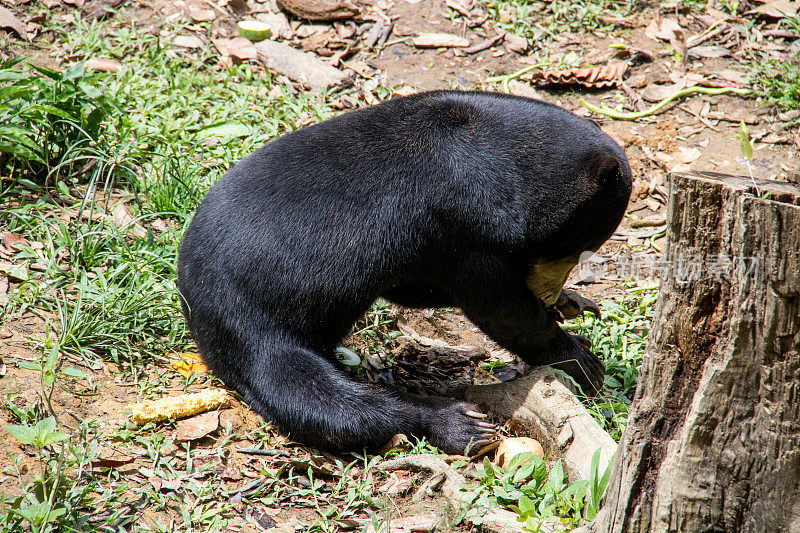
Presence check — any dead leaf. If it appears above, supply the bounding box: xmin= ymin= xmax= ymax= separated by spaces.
xmin=85 ymin=57 xmax=124 ymax=72
xmin=378 ymin=471 xmax=413 ymax=495
xmin=0 ymin=262 xmax=27 ymax=282
xmin=0 ymin=6 xmax=28 ymax=39
xmin=277 ymin=0 xmax=360 ymax=21
xmin=644 ymin=16 xmax=683 ymax=42
xmin=0 ymin=277 xmax=8 ymax=296
xmin=526 ymin=62 xmax=627 ymax=88
xmin=746 ymin=0 xmax=798 ymax=17
xmin=91 ymin=457 xmax=135 ymax=469
xmin=176 ymin=410 xmax=220 ymax=441
xmin=213 ymin=37 xmax=258 ymax=61
xmin=169 ymin=352 xmax=209 ymax=377
xmin=220 ymin=466 xmax=243 ymax=480
xmin=2 ymin=232 xmax=28 ymax=250
xmin=173 ymin=34 xmax=204 ymax=48
xmin=715 ymin=69 xmax=749 ymax=86
xmin=160 ymin=479 xmax=182 ymax=492
xmin=503 ymin=32 xmax=527 ymax=53
xmin=186 ymin=3 xmax=217 ymax=21
xmin=412 ymin=32 xmax=470 ymax=48
xmin=378 ymin=433 xmax=412 ymax=455
xmin=642 ymin=83 xmax=682 ymax=102
xmin=111 ymin=204 xmax=147 ymax=238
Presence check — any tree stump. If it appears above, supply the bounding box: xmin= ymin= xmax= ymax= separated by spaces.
xmin=586 ymin=171 xmax=800 ymax=532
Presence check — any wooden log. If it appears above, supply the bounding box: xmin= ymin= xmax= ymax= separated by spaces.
xmin=583 ymin=171 xmax=800 ymax=532
xmin=465 ymin=367 xmax=617 ymax=481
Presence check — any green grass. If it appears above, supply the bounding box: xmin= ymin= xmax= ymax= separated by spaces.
xmin=747 ymin=15 xmax=800 ymax=111
xmin=479 ymin=0 xmax=636 ymax=57
xmin=567 ymin=285 xmax=657 ymax=441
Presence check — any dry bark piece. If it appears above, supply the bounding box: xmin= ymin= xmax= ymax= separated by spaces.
xmin=255 ymin=40 xmax=347 ymax=89
xmin=277 ymin=0 xmax=360 ymax=20
xmin=526 ymin=62 xmax=627 ymax=89
xmin=412 ymin=32 xmax=470 ymax=48
xmin=687 ymin=45 xmax=730 ymax=58
xmin=583 ymin=172 xmax=800 ymax=533
xmin=0 ymin=6 xmax=27 ymax=40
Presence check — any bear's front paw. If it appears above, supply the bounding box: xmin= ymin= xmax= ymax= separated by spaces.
xmin=425 ymin=402 xmax=497 ymax=455
xmin=551 ymin=335 xmax=605 ymax=395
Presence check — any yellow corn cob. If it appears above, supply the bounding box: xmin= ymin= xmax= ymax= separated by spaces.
xmin=128 ymin=389 xmax=231 ymax=425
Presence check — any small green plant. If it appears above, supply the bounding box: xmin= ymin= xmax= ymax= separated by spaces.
xmin=2 ymin=417 xmax=70 ymax=533
xmin=569 ymin=286 xmax=657 ymax=440
xmin=460 ymin=449 xmax=613 ymax=530
xmin=0 ymin=59 xmax=126 ymax=190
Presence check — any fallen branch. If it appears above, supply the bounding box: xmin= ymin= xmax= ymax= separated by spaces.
xmin=580 ymin=86 xmax=752 ymax=121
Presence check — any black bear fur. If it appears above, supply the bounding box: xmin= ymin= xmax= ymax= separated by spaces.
xmin=177 ymin=90 xmax=633 ymax=455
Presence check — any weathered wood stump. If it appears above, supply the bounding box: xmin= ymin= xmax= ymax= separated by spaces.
xmin=585 ymin=172 xmax=800 ymax=532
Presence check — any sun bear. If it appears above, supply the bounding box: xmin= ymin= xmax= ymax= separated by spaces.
xmin=177 ymin=91 xmax=632 ymax=455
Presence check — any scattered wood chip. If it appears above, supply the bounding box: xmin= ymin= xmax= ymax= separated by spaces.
xmin=255 ymin=40 xmax=347 ymax=89
xmin=631 ymin=215 xmax=667 ymax=228
xmin=0 ymin=6 xmax=27 ymax=40
xmin=176 ymin=410 xmax=220 ymax=441
xmin=377 ymin=471 xmax=414 ymax=495
xmin=85 ymin=57 xmax=124 ymax=72
xmin=173 ymin=34 xmax=204 ymax=48
xmin=688 ymin=45 xmax=730 ymax=58
xmin=412 ymin=32 xmax=470 ymax=48
xmin=526 ymin=62 xmax=627 ymax=88
xmin=277 ymin=0 xmax=360 ymax=21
